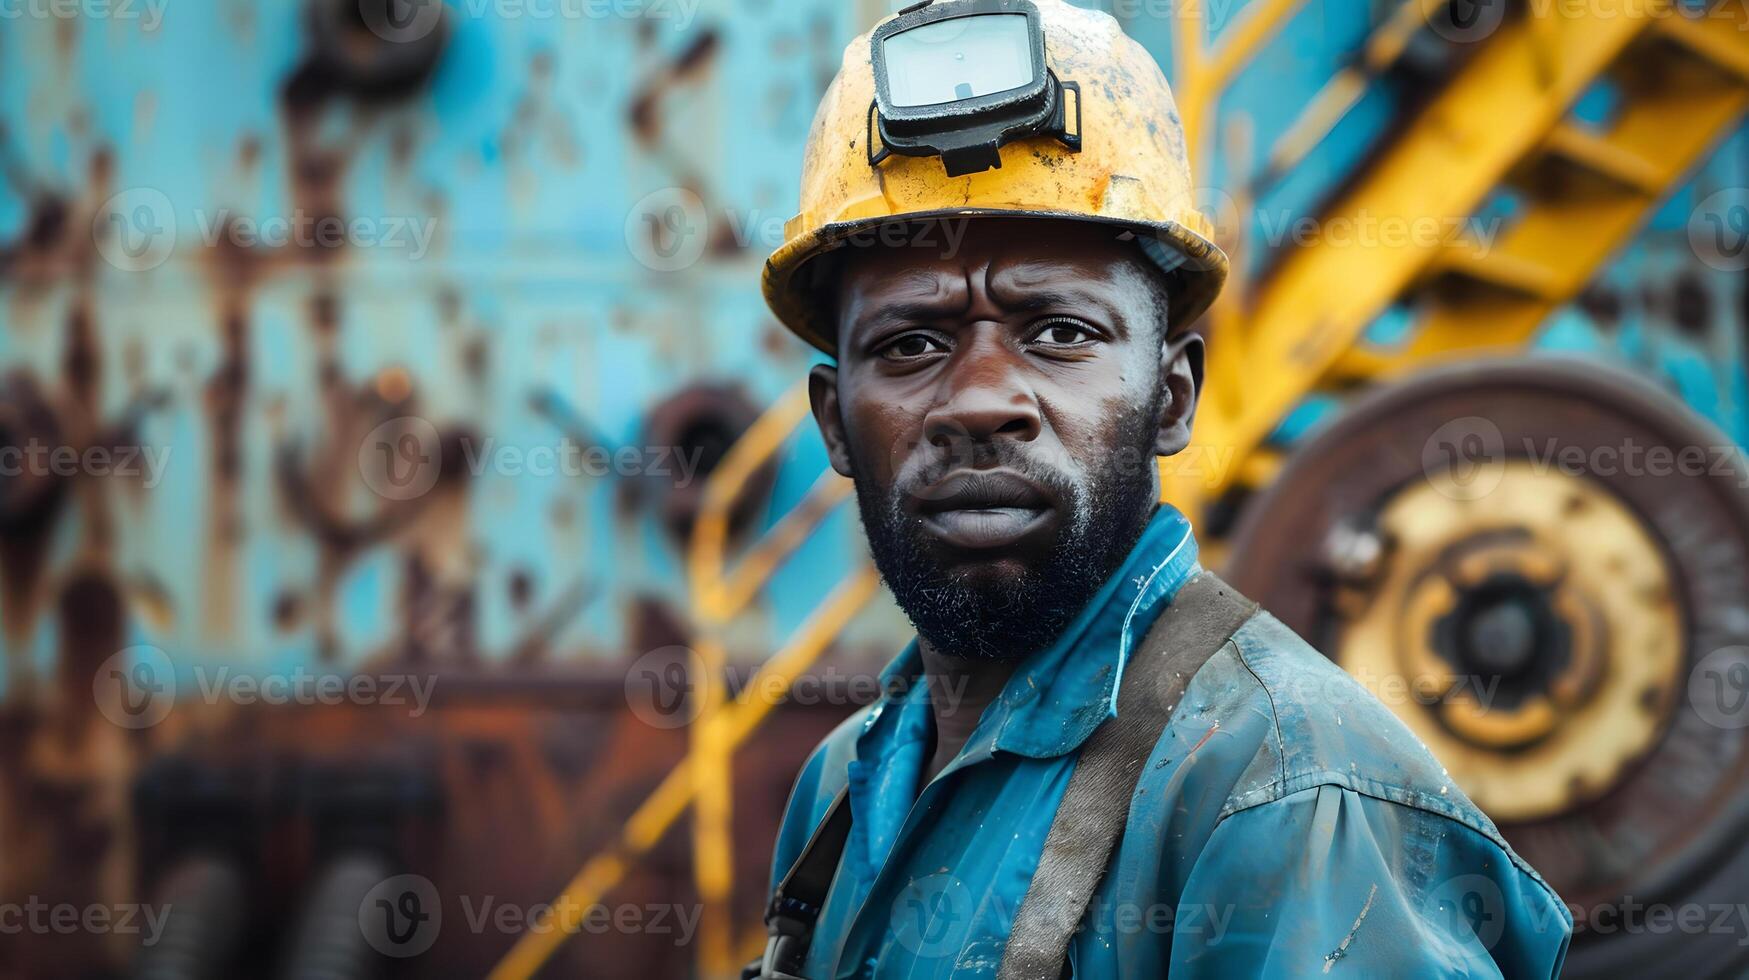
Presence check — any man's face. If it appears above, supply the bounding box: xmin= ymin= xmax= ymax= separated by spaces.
xmin=807 ymin=219 xmax=1203 ymax=661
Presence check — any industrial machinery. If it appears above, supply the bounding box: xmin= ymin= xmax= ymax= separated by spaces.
xmin=3 ymin=0 xmax=1749 ymax=977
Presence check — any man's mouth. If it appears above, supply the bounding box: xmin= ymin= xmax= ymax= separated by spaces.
xmin=913 ymin=469 xmax=1059 ymax=551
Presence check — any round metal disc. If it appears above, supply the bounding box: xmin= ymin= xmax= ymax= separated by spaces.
xmin=1224 ymin=357 xmax=1749 ymax=975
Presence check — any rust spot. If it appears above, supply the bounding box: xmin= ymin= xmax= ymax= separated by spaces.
xmin=1672 ymin=271 xmax=1710 ymax=336
xmin=508 ymin=569 xmax=534 ymax=611
xmin=462 ymin=336 xmax=488 ymax=383
xmin=62 ymin=302 xmax=100 ymax=412
xmin=283 ymin=0 xmax=449 ymax=108
xmin=549 ymin=496 xmax=576 ymax=529
xmin=273 ymin=591 xmax=304 ymax=630
xmin=56 ymin=570 xmax=124 ymax=729
xmin=0 ymin=374 xmax=70 ymax=662
xmin=0 ymin=194 xmax=70 ymax=281
xmin=620 ymin=383 xmax=776 ymax=546
xmin=629 ymin=29 xmax=722 ymax=146
xmin=375 ymin=366 xmax=414 ymax=404
xmin=1577 ymin=285 xmax=1621 ymax=328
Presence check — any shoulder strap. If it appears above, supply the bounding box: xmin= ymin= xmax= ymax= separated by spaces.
xmin=997 ymin=571 xmax=1258 ymax=980
xmin=751 ymin=787 xmax=853 ymax=979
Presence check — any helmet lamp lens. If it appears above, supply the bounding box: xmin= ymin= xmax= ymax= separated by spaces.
xmin=880 ymin=13 xmax=1035 ymax=108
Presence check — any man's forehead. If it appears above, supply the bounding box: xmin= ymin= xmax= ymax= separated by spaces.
xmin=838 ymin=226 xmax=1149 ymax=309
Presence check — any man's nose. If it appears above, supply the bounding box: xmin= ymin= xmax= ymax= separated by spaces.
xmin=922 ymin=348 xmax=1043 ymax=451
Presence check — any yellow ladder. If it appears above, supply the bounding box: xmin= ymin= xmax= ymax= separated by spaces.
xmin=1168 ymin=0 xmax=1749 ymax=521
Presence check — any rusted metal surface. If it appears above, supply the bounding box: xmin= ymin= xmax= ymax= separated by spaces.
xmin=0 ymin=1 xmax=896 ymax=976
xmin=4 ymin=1 xmax=1749 ymax=977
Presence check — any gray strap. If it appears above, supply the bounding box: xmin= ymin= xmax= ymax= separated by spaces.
xmin=998 ymin=571 xmax=1258 ymax=980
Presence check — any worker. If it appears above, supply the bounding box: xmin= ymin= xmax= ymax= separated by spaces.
xmin=752 ymin=1 xmax=1572 ymax=976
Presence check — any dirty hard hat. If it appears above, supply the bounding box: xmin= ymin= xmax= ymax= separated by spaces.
xmin=762 ymin=0 xmax=1229 ymax=356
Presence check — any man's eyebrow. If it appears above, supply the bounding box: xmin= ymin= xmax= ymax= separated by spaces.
xmin=1001 ymin=288 xmax=1111 ymax=312
xmin=995 ymin=286 xmax=1130 ymax=332
xmin=851 ymin=297 xmax=966 ymax=334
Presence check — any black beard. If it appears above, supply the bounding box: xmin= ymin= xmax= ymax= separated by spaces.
xmin=850 ymin=399 xmax=1163 ymax=662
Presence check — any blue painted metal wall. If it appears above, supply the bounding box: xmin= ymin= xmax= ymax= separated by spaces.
xmin=4 ymin=0 xmax=1743 ymax=696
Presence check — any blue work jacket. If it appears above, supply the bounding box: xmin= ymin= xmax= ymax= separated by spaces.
xmin=768 ymin=506 xmax=1572 ymax=978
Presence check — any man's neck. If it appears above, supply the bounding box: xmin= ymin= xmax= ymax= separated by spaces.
xmin=917 ymin=638 xmax=1022 ymax=785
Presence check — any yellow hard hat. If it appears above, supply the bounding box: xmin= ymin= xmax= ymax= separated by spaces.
xmin=762 ymin=0 xmax=1228 ymax=355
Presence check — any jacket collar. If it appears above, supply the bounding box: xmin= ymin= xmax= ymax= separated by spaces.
xmin=866 ymin=505 xmax=1201 ymax=764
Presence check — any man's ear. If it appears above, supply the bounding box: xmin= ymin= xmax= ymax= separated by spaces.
xmin=809 ymin=363 xmax=855 ymax=477
xmin=1155 ymin=331 xmax=1204 ymax=457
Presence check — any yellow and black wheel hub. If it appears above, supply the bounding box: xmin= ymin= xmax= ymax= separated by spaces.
xmin=1342 ymin=462 xmax=1682 ymax=821
xmin=1224 ymin=358 xmax=1749 ymax=975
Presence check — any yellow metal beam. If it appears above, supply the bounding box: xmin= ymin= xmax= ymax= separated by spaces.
xmin=1176 ymin=0 xmax=1306 ymax=163
xmin=492 ymin=379 xmax=873 ymax=980
xmin=1540 ymin=122 xmax=1664 ymax=195
xmin=487 ymin=566 xmax=882 ymax=980
xmin=1654 ymin=10 xmax=1749 ymax=82
xmin=1335 ymin=7 xmax=1749 ymax=379
xmin=1170 ymin=0 xmax=1677 ymax=514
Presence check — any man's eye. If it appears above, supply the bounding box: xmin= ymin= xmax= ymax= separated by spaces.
xmin=881 ymin=334 xmax=947 ymax=359
xmin=1031 ymin=319 xmax=1096 ymax=346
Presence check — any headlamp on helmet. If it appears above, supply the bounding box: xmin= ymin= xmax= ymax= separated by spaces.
xmin=868 ymin=0 xmax=1081 ymax=177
